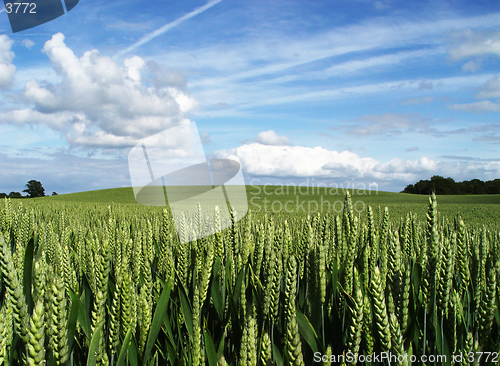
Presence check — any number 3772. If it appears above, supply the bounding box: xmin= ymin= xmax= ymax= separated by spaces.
xmin=5 ymin=3 xmax=37 ymax=13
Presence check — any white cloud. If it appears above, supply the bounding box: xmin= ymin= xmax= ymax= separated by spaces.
xmin=476 ymin=77 xmax=500 ymax=99
xmin=462 ymin=60 xmax=480 ymax=72
xmin=214 ymin=144 xmax=373 ymax=178
xmin=223 ymin=48 xmax=445 ymax=89
xmin=447 ymin=76 xmax=500 ymax=112
xmin=183 ymin=13 xmax=500 ymax=85
xmin=152 ymin=12 xmax=500 ymax=115
xmin=0 ymin=108 xmax=84 ymax=131
xmin=449 ymin=101 xmax=500 ymax=113
xmin=337 ymin=113 xmax=431 ymax=136
xmin=0 ymin=35 xmax=15 ymax=88
xmin=123 ymin=55 xmax=145 ymax=82
xmin=1 ymin=32 xmax=197 ymax=149
xmin=213 ymin=143 xmax=411 ymax=180
xmin=21 ymin=39 xmax=35 ymax=50
xmin=168 ymin=87 xmax=198 ymax=112
xmin=449 ymin=30 xmax=500 ymax=60
xmin=373 ymin=157 xmax=437 ymax=174
xmin=193 ymin=74 xmax=492 ymax=115
xmin=213 ymin=143 xmax=500 ymax=190
xmin=254 ymin=130 xmax=290 ymax=146
xmin=146 ymin=61 xmax=187 ymax=90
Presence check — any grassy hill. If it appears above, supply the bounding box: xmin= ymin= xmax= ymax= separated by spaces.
xmin=30 ymin=185 xmax=500 ymax=226
xmin=37 ymin=187 xmax=139 ymax=204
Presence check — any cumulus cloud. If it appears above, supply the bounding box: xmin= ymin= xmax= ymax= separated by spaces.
xmin=214 ymin=144 xmax=374 ymax=178
xmin=21 ymin=39 xmax=35 ymax=50
xmin=0 ymin=108 xmax=84 ymax=130
xmin=0 ymin=33 xmax=197 ymax=149
xmin=373 ymin=157 xmax=437 ymax=174
xmin=0 ymin=35 xmax=16 ymax=88
xmin=254 ymin=130 xmax=290 ymax=146
xmin=213 ymin=143 xmax=500 ymax=190
xmin=213 ymin=143 xmax=437 ymax=181
xmin=146 ymin=61 xmax=187 ymax=90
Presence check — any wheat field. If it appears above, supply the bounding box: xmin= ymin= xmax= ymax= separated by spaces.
xmin=0 ymin=192 xmax=499 ymax=365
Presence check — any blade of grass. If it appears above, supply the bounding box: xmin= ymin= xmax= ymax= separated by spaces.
xmin=142 ymin=278 xmax=173 ymax=366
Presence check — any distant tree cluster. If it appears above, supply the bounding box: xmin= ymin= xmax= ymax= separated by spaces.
xmin=401 ymin=175 xmax=500 ymax=195
xmin=0 ymin=180 xmax=55 ymax=199
xmin=0 ymin=192 xmax=24 ymax=198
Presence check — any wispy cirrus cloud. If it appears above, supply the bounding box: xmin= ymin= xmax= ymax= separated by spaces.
xmin=147 ymin=11 xmax=500 ymax=115
xmin=406 ymin=146 xmax=419 ymax=152
xmin=401 ymin=96 xmax=434 ymax=105
xmin=449 ymin=29 xmax=500 ymax=60
xmin=449 ymin=100 xmax=500 ymax=113
xmin=339 ymin=113 xmax=429 ymax=136
xmin=448 ymin=76 xmax=500 ymax=112
xmin=114 ymin=0 xmax=222 ymax=59
xmin=331 ymin=113 xmax=500 ymax=142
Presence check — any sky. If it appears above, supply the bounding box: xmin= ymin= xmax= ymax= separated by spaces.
xmin=1 ymin=0 xmax=500 ymax=194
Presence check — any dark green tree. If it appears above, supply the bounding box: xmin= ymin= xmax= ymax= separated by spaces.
xmin=23 ymin=180 xmax=45 ymax=198
xmin=8 ymin=192 xmax=23 ymax=198
xmin=401 ymin=176 xmax=500 ymax=195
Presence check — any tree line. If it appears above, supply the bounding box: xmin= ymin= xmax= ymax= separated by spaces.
xmin=401 ymin=175 xmax=500 ymax=195
xmin=0 ymin=180 xmax=57 ymax=198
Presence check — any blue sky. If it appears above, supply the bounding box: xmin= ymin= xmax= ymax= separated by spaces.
xmin=1 ymin=0 xmax=500 ymax=194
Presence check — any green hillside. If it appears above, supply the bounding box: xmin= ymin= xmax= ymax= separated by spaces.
xmin=30 ymin=185 xmax=500 ymax=226
xmin=36 ymin=187 xmax=138 ymax=204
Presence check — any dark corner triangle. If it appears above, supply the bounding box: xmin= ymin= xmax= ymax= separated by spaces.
xmin=63 ymin=0 xmax=78 ymax=12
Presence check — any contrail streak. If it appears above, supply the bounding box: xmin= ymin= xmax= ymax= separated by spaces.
xmin=0 ymin=8 xmax=6 ymax=13
xmin=114 ymin=0 xmax=222 ymax=59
